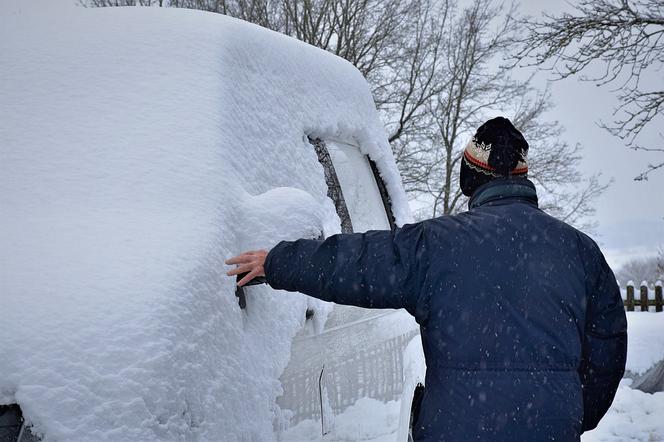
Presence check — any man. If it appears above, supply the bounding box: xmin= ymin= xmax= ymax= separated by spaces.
xmin=225 ymin=117 xmax=627 ymax=441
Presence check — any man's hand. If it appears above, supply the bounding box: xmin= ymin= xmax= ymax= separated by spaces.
xmin=225 ymin=249 xmax=268 ymax=286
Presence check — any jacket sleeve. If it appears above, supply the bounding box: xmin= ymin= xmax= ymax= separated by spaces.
xmin=263 ymin=221 xmax=429 ymax=318
xmin=578 ymin=243 xmax=628 ymax=433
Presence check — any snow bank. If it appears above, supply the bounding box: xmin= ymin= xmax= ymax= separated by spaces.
xmin=0 ymin=4 xmax=409 ymax=441
xmin=581 ymin=379 xmax=664 ymax=442
xmin=583 ymin=313 xmax=664 ymax=441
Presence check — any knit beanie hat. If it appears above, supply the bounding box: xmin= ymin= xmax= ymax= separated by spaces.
xmin=460 ymin=116 xmax=529 ymax=196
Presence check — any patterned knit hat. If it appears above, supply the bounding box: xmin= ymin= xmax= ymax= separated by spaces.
xmin=460 ymin=116 xmax=529 ymax=196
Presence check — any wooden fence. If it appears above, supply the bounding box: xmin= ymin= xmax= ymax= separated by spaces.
xmin=622 ymin=281 xmax=663 ymax=312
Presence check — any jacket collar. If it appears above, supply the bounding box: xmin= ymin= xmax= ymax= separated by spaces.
xmin=468 ymin=178 xmax=538 ymax=210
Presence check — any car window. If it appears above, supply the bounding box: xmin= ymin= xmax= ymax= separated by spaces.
xmin=308 ymin=137 xmax=396 ymax=329
xmin=309 ymin=138 xmax=353 ymax=233
xmin=325 ymin=140 xmax=391 ymax=233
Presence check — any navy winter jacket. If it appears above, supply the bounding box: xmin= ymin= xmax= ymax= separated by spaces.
xmin=264 ymin=178 xmax=627 ymax=441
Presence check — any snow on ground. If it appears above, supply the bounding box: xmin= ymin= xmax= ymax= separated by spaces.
xmin=582 ymin=379 xmax=664 ymax=442
xmin=0 ymin=4 xmax=408 ymax=441
xmin=625 ymin=312 xmax=664 ymax=375
xmin=582 ymin=313 xmax=664 ymax=441
xmin=283 ymin=397 xmax=401 ymax=442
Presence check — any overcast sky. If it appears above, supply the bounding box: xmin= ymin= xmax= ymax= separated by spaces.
xmin=514 ymin=0 xmax=664 ymax=270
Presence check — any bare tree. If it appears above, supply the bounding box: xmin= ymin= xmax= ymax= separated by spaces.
xmin=515 ymin=0 xmax=664 ymax=181
xmin=401 ymin=0 xmax=607 ymax=231
xmin=615 ymin=255 xmax=664 ymax=285
xmin=425 ymin=0 xmax=526 ymax=217
xmin=511 ymin=89 xmax=610 ymax=231
xmin=379 ymin=0 xmax=448 ymax=140
xmin=82 ymin=0 xmax=164 ymax=6
xmin=382 ymin=0 xmax=449 ymax=195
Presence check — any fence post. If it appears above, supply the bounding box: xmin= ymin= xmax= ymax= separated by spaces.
xmin=656 ymin=281 xmax=663 ymax=313
xmin=626 ymin=281 xmax=634 ymax=311
xmin=640 ymin=281 xmax=649 ymax=312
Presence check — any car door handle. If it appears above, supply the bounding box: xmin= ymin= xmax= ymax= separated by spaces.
xmin=235 ymin=273 xmax=267 ymax=286
xmin=234 ymin=230 xmax=323 ymax=309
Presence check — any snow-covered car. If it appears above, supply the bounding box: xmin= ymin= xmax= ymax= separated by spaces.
xmin=0 ymin=4 xmax=425 ymax=441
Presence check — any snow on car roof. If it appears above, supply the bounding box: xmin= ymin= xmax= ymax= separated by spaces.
xmin=0 ymin=4 xmax=409 ymax=440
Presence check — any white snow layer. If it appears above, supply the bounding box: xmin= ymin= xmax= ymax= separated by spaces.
xmin=582 ymin=379 xmax=664 ymax=442
xmin=625 ymin=312 xmax=664 ymax=375
xmin=582 ymin=314 xmax=664 ymax=441
xmin=283 ymin=397 xmax=401 ymax=442
xmin=0 ymin=4 xmax=410 ymax=441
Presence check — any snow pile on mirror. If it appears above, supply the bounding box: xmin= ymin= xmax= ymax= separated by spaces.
xmin=0 ymin=4 xmax=409 ymax=441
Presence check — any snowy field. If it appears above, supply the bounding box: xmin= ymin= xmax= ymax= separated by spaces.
xmin=582 ymin=379 xmax=664 ymax=442
xmin=624 ymin=311 xmax=664 ymax=376
xmin=582 ymin=313 xmax=664 ymax=442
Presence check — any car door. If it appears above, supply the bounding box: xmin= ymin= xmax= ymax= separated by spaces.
xmin=275 ymin=138 xmax=421 ymax=441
